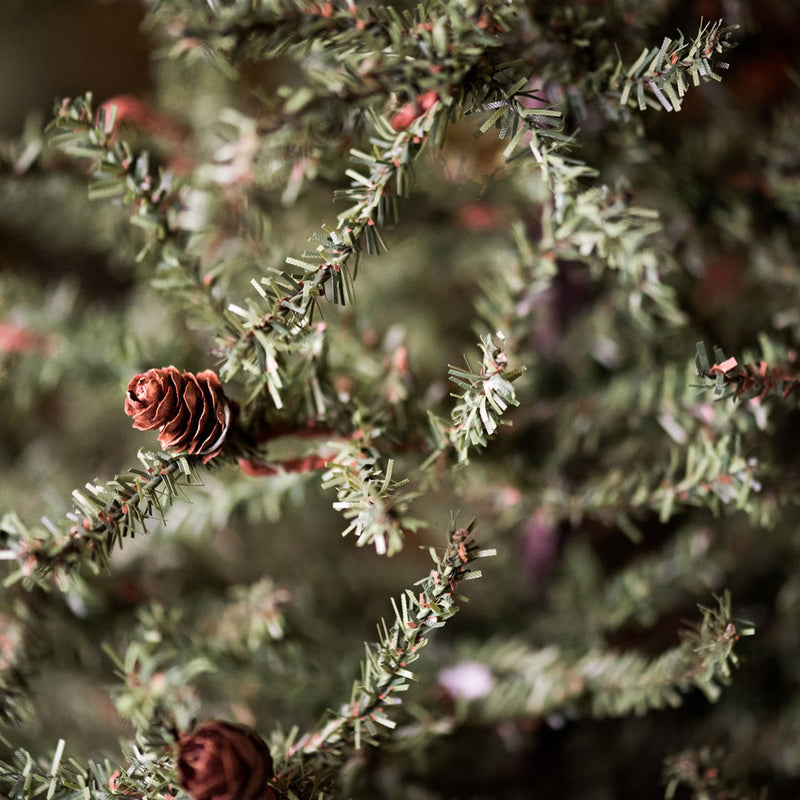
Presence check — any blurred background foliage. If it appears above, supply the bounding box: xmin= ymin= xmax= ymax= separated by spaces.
xmin=1 ymin=0 xmax=800 ymax=798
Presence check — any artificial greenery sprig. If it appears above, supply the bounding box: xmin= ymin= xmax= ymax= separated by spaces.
xmin=104 ymin=580 xmax=290 ymax=735
xmin=46 ymin=93 xmax=235 ymax=335
xmin=613 ymin=19 xmax=739 ymax=113
xmin=48 ymin=94 xmax=176 ymax=246
xmin=696 ymin=341 xmax=800 ymax=405
xmin=533 ymin=526 xmax=728 ymax=647
xmin=540 ymin=428 xmax=765 ymax=534
xmin=156 ymin=0 xmax=522 ymax=92
xmin=0 ymin=452 xmax=202 ymax=588
xmin=435 ymin=332 xmax=524 ymax=465
xmin=214 ymin=99 xmax=455 ymax=413
xmin=0 ymin=744 xmax=119 ymax=800
xmin=458 ymin=591 xmax=752 ymax=722
xmin=273 ymin=520 xmax=493 ymax=791
xmin=461 ymin=63 xmax=687 ymax=327
xmin=321 ymin=447 xmax=424 ymax=557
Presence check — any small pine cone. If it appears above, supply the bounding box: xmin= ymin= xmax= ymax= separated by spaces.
xmin=177 ymin=720 xmax=274 ymax=800
xmin=124 ymin=367 xmax=235 ymax=464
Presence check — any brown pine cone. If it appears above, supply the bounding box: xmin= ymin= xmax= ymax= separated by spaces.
xmin=124 ymin=367 xmax=235 ymax=464
xmin=177 ymin=720 xmax=274 ymax=800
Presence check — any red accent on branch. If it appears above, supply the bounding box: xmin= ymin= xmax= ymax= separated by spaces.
xmin=98 ymin=95 xmax=190 ymax=144
xmin=238 ymin=455 xmax=333 ymax=477
xmin=705 ymin=354 xmax=800 ymax=402
xmin=0 ymin=322 xmax=52 ymax=355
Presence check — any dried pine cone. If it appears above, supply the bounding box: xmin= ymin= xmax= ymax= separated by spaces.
xmin=177 ymin=720 xmax=274 ymax=800
xmin=124 ymin=367 xmax=235 ymax=463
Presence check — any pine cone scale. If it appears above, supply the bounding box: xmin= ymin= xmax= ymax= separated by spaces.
xmin=194 ymin=372 xmax=223 ymax=451
xmin=163 ymin=374 xmax=202 ymax=451
xmin=152 ymin=369 xmax=187 ymax=442
xmin=195 ymin=371 xmax=234 ymax=460
xmin=125 ymin=367 xmax=177 ymax=431
xmin=151 ymin=376 xmax=180 ymax=430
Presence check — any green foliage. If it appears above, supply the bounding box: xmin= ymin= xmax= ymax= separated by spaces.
xmin=1 ymin=0 xmax=795 ymax=797
xmin=271 ymin=521 xmax=494 ymax=795
xmin=696 ymin=340 xmax=800 ymax=406
xmin=46 ymin=93 xmax=228 ymax=331
xmin=0 ymin=746 xmax=117 ymax=800
xmin=614 ymin=20 xmax=739 ymax=112
xmin=49 ymin=96 xmax=170 ymax=234
xmin=1 ymin=453 xmax=204 ymax=588
xmin=537 ymin=526 xmax=730 ymax=641
xmin=0 ymin=603 xmax=32 ymax=729
xmin=459 ymin=592 xmax=752 ymax=721
xmin=321 ymin=452 xmax=424 ymax=556
xmin=442 ymin=332 xmax=524 ymax=463
xmin=105 ymin=578 xmax=290 ymax=734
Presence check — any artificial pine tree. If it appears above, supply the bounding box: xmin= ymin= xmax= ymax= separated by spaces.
xmin=1 ymin=0 xmax=799 ymax=797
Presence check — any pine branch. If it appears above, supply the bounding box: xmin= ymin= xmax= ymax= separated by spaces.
xmin=453 ymin=18 xmax=736 ymax=331
xmin=474 ymin=222 xmax=558 ymax=350
xmin=0 ymin=743 xmax=120 ymax=800
xmin=552 ymin=358 xmax=755 ymax=464
xmin=463 ymin=592 xmax=752 ymax=722
xmin=104 ymin=604 xmax=214 ymax=735
xmin=104 ymin=579 xmax=290 ymax=735
xmin=612 ymin=19 xmax=739 ymax=113
xmin=46 ymin=94 xmax=231 ymax=331
xmin=0 ymin=452 xmax=203 ymax=588
xmin=535 ymin=526 xmax=729 ymax=646
xmin=321 ymin=446 xmax=424 ymax=556
xmin=663 ymin=746 xmax=764 ymax=800
xmin=156 ymin=0 xmax=521 ymax=83
xmin=465 ymin=71 xmax=686 ymax=327
xmin=274 ymin=521 xmax=494 ymax=791
xmin=157 ymin=0 xmax=383 ymax=63
xmin=434 ymin=332 xmax=524 ymax=464
xmin=217 ymin=104 xmax=444 ymax=403
xmin=549 ymin=181 xmax=683 ymax=325
xmin=106 ymin=742 xmax=178 ymax=800
xmin=211 ymin=577 xmax=290 ymax=650
xmin=590 ymin=591 xmax=752 ymax=714
xmin=530 ymin=351 xmax=777 ymax=530
xmin=48 ymin=94 xmax=175 ymax=247
xmin=541 ymin=429 xmax=766 ymax=532
xmin=592 ymin=527 xmax=725 ymax=632
xmin=696 ymin=340 xmax=800 ymax=406
xmin=0 ymin=280 xmax=161 ymax=426
xmin=512 ymin=351 xmax=777 ymax=535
